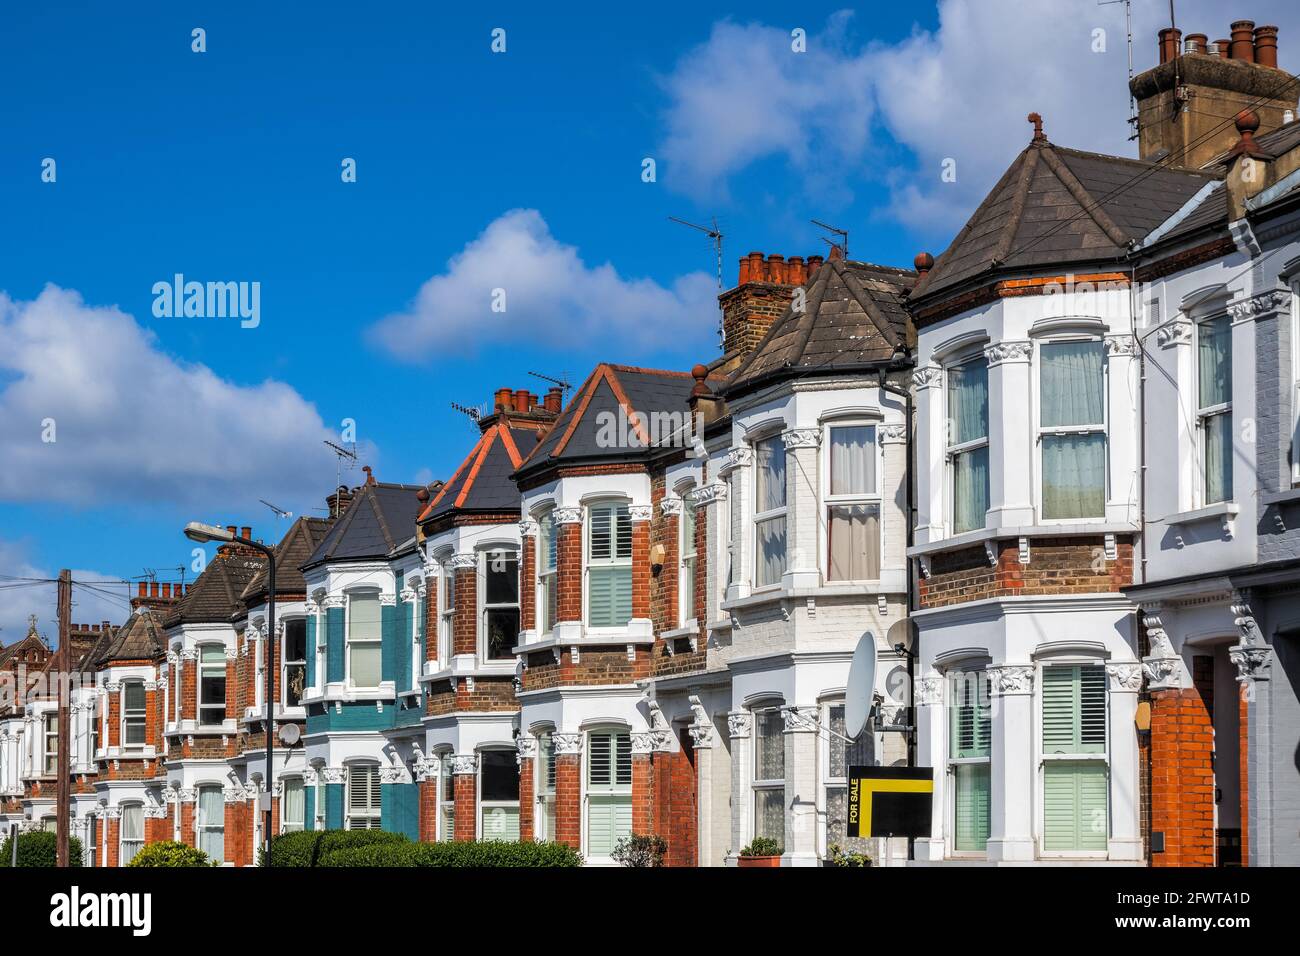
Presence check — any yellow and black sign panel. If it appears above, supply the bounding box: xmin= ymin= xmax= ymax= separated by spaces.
xmin=846 ymin=766 xmax=933 ymax=839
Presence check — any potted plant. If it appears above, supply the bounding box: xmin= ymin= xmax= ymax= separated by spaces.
xmin=824 ymin=843 xmax=872 ymax=867
xmin=737 ymin=837 xmax=783 ymax=867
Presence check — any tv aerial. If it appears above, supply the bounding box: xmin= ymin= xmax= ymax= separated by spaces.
xmin=528 ymin=370 xmax=573 ymax=403
xmin=668 ymin=216 xmax=724 ymax=290
xmin=260 ymin=499 xmax=293 ymax=520
xmin=811 ymin=218 xmax=849 ymax=259
xmin=323 ymin=439 xmax=358 ymax=493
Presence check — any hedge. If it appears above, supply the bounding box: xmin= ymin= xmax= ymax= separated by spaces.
xmin=0 ymin=831 xmax=84 ymax=867
xmin=263 ymin=829 xmax=410 ymax=867
xmin=318 ymin=839 xmax=582 ymax=868
xmin=128 ymin=841 xmax=217 ymax=867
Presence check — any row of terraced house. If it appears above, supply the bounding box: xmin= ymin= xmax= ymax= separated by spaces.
xmin=2 ymin=17 xmax=1299 ymax=867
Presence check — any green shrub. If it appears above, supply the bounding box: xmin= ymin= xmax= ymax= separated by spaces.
xmin=319 ymin=839 xmax=582 ymax=868
xmin=264 ymin=828 xmax=409 ymax=867
xmin=612 ymin=833 xmax=667 ymax=867
xmin=0 ymin=831 xmax=84 ymax=867
xmin=127 ymin=841 xmax=216 ymax=867
xmin=740 ymin=837 xmax=783 ymax=857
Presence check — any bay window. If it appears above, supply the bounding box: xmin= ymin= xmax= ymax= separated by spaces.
xmin=1039 ymin=341 xmax=1106 ymax=519
xmin=537 ymin=732 xmax=556 ymax=841
xmin=482 ymin=549 xmax=519 ymax=661
xmin=123 ymin=680 xmax=146 ymax=746
xmin=479 ymin=749 xmax=520 ymax=840
xmin=1197 ymin=315 xmax=1233 ymax=504
xmin=198 ymin=645 xmax=226 ymax=727
xmin=283 ymin=619 xmax=306 ymax=706
xmin=586 ymin=502 xmax=632 ymax=627
xmin=439 ymin=561 xmax=455 ymax=664
xmin=197 ymin=785 xmax=225 ymax=861
xmin=754 ymin=436 xmax=787 ymax=587
xmin=43 ymin=714 xmax=57 ymax=775
xmin=947 ymin=356 xmax=989 ymax=534
xmin=823 ymin=701 xmax=873 ymax=854
xmin=752 ymin=706 xmax=785 ymax=844
xmin=346 ymin=763 xmax=381 ymax=830
xmin=1041 ymin=664 xmax=1108 ymax=853
xmin=438 ymin=755 xmax=455 ymax=841
xmin=281 ymin=778 xmax=305 ymax=833
xmin=586 ymin=729 xmax=632 ymax=858
xmin=949 ymin=670 xmax=991 ymax=853
xmin=120 ymin=803 xmax=144 ymax=865
xmin=347 ymin=591 xmax=382 ymax=687
xmin=681 ymin=494 xmax=698 ymax=623
xmin=826 ymin=425 xmax=881 ymax=580
xmin=537 ymin=509 xmax=558 ymax=633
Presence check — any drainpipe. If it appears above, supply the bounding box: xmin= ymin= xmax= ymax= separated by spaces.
xmin=876 ymin=361 xmax=915 ymax=768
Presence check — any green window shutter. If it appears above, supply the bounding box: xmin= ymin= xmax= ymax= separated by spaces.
xmin=949 ymin=671 xmax=990 ymax=758
xmin=381 ymin=602 xmax=397 ymax=684
xmin=305 ymin=615 xmax=317 ymax=689
xmin=1042 ymin=665 xmax=1107 ymax=754
xmin=1043 ymin=762 xmax=1108 ymax=851
xmin=587 ymin=795 xmax=632 ymax=857
xmin=953 ymin=763 xmax=990 ymax=852
xmin=587 ymin=504 xmax=632 ymax=627
xmin=586 ymin=731 xmax=632 ymax=856
xmin=587 ymin=567 xmax=632 ymax=627
xmin=326 ymin=607 xmax=345 ymax=683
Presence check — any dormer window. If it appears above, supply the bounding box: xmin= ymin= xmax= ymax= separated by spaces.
xmin=1039 ymin=341 xmax=1106 ymax=519
xmin=347 ymin=591 xmax=382 ymax=687
xmin=1197 ymin=315 xmax=1232 ymax=504
xmin=947 ymin=356 xmax=989 ymax=534
xmin=753 ymin=436 xmax=787 ymax=588
xmin=586 ymin=502 xmax=632 ymax=627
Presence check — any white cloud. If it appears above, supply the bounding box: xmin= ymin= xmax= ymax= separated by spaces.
xmin=0 ymin=285 xmax=347 ymax=509
xmin=369 ymin=209 xmax=718 ymax=359
xmin=658 ymin=1 xmax=1300 ymax=235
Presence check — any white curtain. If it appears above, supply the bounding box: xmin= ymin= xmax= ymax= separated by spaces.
xmin=828 ymin=505 xmax=880 ymax=580
xmin=1041 ymin=342 xmax=1106 ymax=519
xmin=198 ymin=787 xmax=224 ymax=862
xmin=756 ymin=516 xmax=786 ymax=587
xmin=755 ymin=438 xmax=786 ymax=511
xmin=830 ymin=426 xmax=875 ymax=495
xmin=1198 ymin=317 xmax=1233 ymax=503
xmin=282 ymin=780 xmax=305 ymax=832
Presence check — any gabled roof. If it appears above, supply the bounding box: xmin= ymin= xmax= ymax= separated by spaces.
xmin=515 ymin=364 xmax=722 ymax=478
xmin=94 ymin=608 xmax=165 ymax=665
xmin=419 ymin=422 xmax=541 ymax=523
xmin=163 ymin=548 xmax=267 ymax=628
xmin=239 ymin=516 xmax=333 ymax=608
xmin=911 ymin=124 xmax=1217 ymax=303
xmin=0 ymin=622 xmax=49 ymax=667
xmin=724 ymin=256 xmax=914 ymax=398
xmin=302 ymin=480 xmax=425 ymax=569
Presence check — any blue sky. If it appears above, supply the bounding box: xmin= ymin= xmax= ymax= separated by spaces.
xmin=2 ymin=0 xmax=1296 ymax=638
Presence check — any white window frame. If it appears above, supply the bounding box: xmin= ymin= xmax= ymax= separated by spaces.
xmin=819 ymin=698 xmax=862 ymax=859
xmin=280 ymin=777 xmax=305 ymax=833
xmin=584 ymin=499 xmax=633 ymax=630
xmin=535 ymin=730 xmax=557 ymax=842
xmin=479 ymin=547 xmax=520 ymax=663
xmin=196 ymin=784 xmax=225 ymax=861
xmin=1033 ymin=336 xmax=1109 ymax=523
xmin=281 ymin=618 xmax=307 ymax=708
xmin=409 ymin=578 xmax=425 ymax=692
xmin=1035 ymin=660 xmax=1110 ymax=859
xmin=345 ymin=589 xmax=383 ymax=689
xmin=946 ymin=667 xmax=991 ymax=859
xmin=679 ymin=484 xmax=698 ymax=626
xmin=121 ymin=679 xmax=147 ymax=748
xmin=535 ymin=507 xmax=559 ymax=636
xmin=119 ymin=803 xmax=144 ymax=865
xmin=751 ymin=704 xmax=786 ymax=845
xmin=478 ymin=747 xmax=521 ymax=841
xmin=42 ymin=713 xmax=57 ymax=775
xmin=822 ymin=421 xmax=883 ymax=581
xmin=345 ymin=762 xmax=382 ymax=830
xmin=752 ymin=433 xmax=788 ymax=590
xmin=197 ymin=643 xmax=227 ymax=728
xmin=584 ymin=726 xmax=632 ymax=861
xmin=437 ymin=752 xmax=455 ymax=842
xmin=438 ymin=557 xmax=455 ymax=667
xmin=945 ymin=352 xmax=990 ymax=535
xmin=1196 ymin=314 xmax=1233 ymax=506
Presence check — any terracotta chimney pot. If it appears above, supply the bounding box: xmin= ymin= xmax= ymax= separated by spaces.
xmin=788 ymin=256 xmax=806 ymax=285
xmin=1254 ymin=25 xmax=1279 ymax=68
xmin=544 ymin=387 xmax=563 ymax=414
xmin=1230 ymin=20 xmax=1256 ymax=61
xmin=514 ymin=389 xmax=531 ymax=413
xmin=138 ymin=582 xmax=147 ymax=598
xmin=767 ymin=254 xmax=786 ymax=284
xmin=747 ymin=251 xmax=765 ymax=283
xmin=1185 ymin=33 xmax=1207 ymax=54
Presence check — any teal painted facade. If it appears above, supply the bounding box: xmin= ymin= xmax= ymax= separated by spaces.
xmin=381 ymin=603 xmax=397 ymax=683
xmin=326 ymin=606 xmax=344 ymax=683
xmin=307 ymin=700 xmax=398 ymax=735
xmin=381 ymin=782 xmax=419 ymax=840
xmin=305 ymin=615 xmax=317 ymax=689
xmin=324 ymin=783 xmax=344 ymax=830
xmin=304 ymin=786 xmax=316 ymax=831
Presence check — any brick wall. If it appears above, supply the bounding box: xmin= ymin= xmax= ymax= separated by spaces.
xmin=520 ymin=534 xmax=536 ymax=632
xmin=521 ymin=646 xmax=650 ymax=691
xmin=557 ymin=522 xmax=582 ymax=623
xmin=419 ymin=779 xmax=437 ymax=842
xmin=518 ymin=756 xmax=535 ymax=842
xmin=1149 ymin=671 xmax=1216 ymax=867
xmin=425 ymin=575 xmax=439 ymax=663
xmin=554 ymin=753 xmax=581 ymax=848
xmin=425 ymin=674 xmax=517 ymax=715
xmin=453 ymin=771 xmax=476 ymax=841
xmin=918 ymin=537 xmax=1133 ymax=609
xmin=181 ymin=657 xmax=196 ymax=721
xmin=453 ymin=566 xmax=477 ymax=656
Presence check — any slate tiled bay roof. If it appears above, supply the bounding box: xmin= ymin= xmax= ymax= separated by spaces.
xmin=93 ymin=609 xmax=165 ymax=665
xmin=163 ymin=548 xmax=267 ymax=628
xmin=239 ymin=516 xmax=333 ymax=608
xmin=419 ymin=421 xmax=542 ymax=523
xmin=724 ymin=256 xmax=915 ymax=398
xmin=302 ymin=480 xmax=425 ymax=569
xmin=911 ymin=125 xmax=1218 ymax=303
xmin=515 ymin=364 xmax=724 ymax=479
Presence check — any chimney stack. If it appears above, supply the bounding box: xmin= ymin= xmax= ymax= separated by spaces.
xmin=718 ymin=251 xmax=818 ymax=369
xmin=544 ymin=387 xmax=563 ymax=414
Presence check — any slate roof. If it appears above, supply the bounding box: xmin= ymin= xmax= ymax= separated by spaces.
xmin=419 ymin=422 xmax=542 ymax=523
xmin=239 ymin=516 xmax=333 ymax=607
xmin=1150 ymin=182 xmax=1230 ymax=247
xmin=1205 ymin=120 xmax=1300 ymax=168
xmin=515 ymin=364 xmax=723 ymax=479
xmin=911 ymin=129 xmax=1217 ymax=303
xmin=302 ymin=481 xmax=425 ymax=569
xmin=93 ymin=608 xmax=166 ymax=665
xmin=163 ymin=548 xmax=267 ymax=628
xmin=724 ymin=256 xmax=914 ymax=398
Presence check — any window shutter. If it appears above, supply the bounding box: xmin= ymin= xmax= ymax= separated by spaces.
xmin=588 ymin=732 xmax=612 ymax=787
xmin=1043 ymin=762 xmax=1108 ymax=852
xmin=587 ymin=795 xmax=632 ymax=857
xmin=481 ymin=807 xmax=520 ymax=842
xmin=953 ymin=763 xmax=990 ymax=851
xmin=326 ymin=607 xmax=344 ymax=683
xmin=587 ymin=567 xmax=632 ymax=627
xmin=949 ymin=672 xmax=990 ymax=759
xmin=1042 ymin=665 xmax=1106 ymax=754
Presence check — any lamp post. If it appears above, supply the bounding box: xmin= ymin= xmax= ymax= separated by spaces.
xmin=184 ymin=521 xmax=276 ymax=863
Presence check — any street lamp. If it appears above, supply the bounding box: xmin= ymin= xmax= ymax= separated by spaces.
xmin=183 ymin=521 xmax=276 ymax=863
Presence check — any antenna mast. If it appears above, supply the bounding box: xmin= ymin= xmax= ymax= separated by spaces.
xmin=323 ymin=439 xmax=358 ymax=493
xmin=668 ymin=216 xmax=724 ymax=289
xmin=260 ymin=498 xmax=293 ymax=519
xmin=811 ymin=218 xmax=849 ymax=259
xmin=1099 ymin=0 xmax=1137 ymax=139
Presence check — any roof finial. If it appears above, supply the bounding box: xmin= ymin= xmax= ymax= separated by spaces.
xmin=362 ymin=464 xmax=375 ymax=485
xmin=1028 ymin=112 xmax=1046 ymax=143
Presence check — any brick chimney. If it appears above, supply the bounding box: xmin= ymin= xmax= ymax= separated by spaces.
xmin=718 ymin=251 xmax=820 ymax=368
xmin=479 ymin=385 xmax=560 ymax=433
xmin=130 ymin=580 xmax=183 ymax=613
xmin=326 ymin=484 xmax=354 ymax=519
xmin=1132 ymin=19 xmax=1298 ymax=170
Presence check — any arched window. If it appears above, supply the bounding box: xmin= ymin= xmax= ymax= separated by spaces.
xmin=196 ymin=784 xmax=225 ymax=861
xmin=346 ymin=763 xmax=381 ymax=830
xmin=120 ymin=804 xmax=144 ymax=865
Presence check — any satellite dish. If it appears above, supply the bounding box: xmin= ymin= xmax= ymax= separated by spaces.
xmin=278 ymin=723 xmax=301 ymax=746
xmin=844 ymin=633 xmax=878 ymax=739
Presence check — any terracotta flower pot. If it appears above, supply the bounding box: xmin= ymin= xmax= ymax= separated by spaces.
xmin=737 ymin=854 xmax=782 ymax=868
